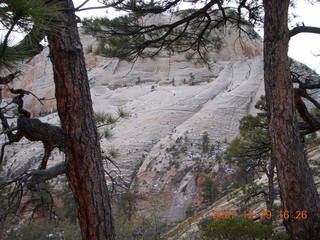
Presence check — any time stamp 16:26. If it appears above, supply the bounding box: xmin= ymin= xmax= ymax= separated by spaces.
xmin=210 ymin=210 xmax=308 ymax=220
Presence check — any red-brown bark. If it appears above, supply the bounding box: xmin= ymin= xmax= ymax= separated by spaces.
xmin=46 ymin=0 xmax=115 ymax=239
xmin=263 ymin=1 xmax=320 ymax=239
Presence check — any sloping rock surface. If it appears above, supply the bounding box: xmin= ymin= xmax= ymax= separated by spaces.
xmin=161 ymin=143 xmax=320 ymax=240
xmin=1 ymin=26 xmax=269 ymax=221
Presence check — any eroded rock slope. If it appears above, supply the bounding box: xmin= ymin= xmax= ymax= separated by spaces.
xmin=2 ymin=27 xmax=267 ymax=221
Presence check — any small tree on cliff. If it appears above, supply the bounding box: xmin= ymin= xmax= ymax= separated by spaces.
xmin=82 ymin=1 xmax=320 ymax=238
xmin=224 ymin=97 xmax=275 ymax=222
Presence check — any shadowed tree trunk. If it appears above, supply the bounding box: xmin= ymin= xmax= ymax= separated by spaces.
xmin=46 ymin=0 xmax=115 ymax=239
xmin=263 ymin=1 xmax=320 ymax=239
xmin=264 ymin=156 xmax=275 ymax=225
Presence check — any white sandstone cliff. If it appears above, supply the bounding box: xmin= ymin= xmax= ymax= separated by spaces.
xmin=1 ymin=26 xmax=270 ymax=221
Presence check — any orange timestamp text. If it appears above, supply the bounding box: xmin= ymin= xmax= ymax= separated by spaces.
xmin=210 ymin=209 xmax=308 ymax=220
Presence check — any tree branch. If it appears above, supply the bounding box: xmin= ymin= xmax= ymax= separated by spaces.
xmin=28 ymin=162 xmax=66 ymax=186
xmin=0 ymin=162 xmax=65 ymax=189
xmin=290 ymin=26 xmax=320 ymax=38
xmin=294 ymin=88 xmax=320 ymax=134
xmin=0 ymin=71 xmax=21 ymax=84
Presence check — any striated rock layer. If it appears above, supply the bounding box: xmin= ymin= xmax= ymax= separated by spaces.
xmin=2 ymin=27 xmax=266 ymax=221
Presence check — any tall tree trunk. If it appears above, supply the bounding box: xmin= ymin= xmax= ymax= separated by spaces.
xmin=46 ymin=0 xmax=115 ymax=239
xmin=264 ymin=157 xmax=275 ymax=224
xmin=263 ymin=1 xmax=320 ymax=239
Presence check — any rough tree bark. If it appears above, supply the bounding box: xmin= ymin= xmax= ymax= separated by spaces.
xmin=264 ymin=157 xmax=275 ymax=224
xmin=46 ymin=0 xmax=115 ymax=239
xmin=263 ymin=1 xmax=320 ymax=239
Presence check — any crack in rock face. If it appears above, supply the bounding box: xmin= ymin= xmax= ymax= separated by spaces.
xmin=5 ymin=24 xmax=315 ymax=223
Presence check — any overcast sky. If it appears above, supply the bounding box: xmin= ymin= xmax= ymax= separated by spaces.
xmin=289 ymin=1 xmax=320 ymax=74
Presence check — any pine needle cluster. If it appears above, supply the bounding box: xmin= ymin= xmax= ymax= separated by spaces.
xmin=0 ymin=0 xmax=61 ymax=70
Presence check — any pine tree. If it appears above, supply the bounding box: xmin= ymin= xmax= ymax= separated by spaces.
xmin=0 ymin=0 xmax=60 ymax=71
xmin=0 ymin=1 xmax=116 ymax=239
xmin=0 ymin=2 xmax=61 ymax=236
xmin=224 ymin=97 xmax=275 ymax=222
xmin=81 ymin=1 xmax=320 ymax=238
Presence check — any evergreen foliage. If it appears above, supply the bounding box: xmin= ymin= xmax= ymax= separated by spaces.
xmin=108 ymin=147 xmax=120 ymax=159
xmin=225 ymin=96 xmax=320 ymax=172
xmin=201 ymin=177 xmax=220 ymax=205
xmin=94 ymin=108 xmax=129 ymax=140
xmin=0 ymin=0 xmax=60 ymax=229
xmin=117 ymin=107 xmax=130 ymax=119
xmin=202 ymin=131 xmax=210 ymax=153
xmin=224 ymin=97 xmax=270 ymax=171
xmin=200 ymin=217 xmax=278 ymax=240
xmin=103 ymin=128 xmax=113 ymax=139
xmin=185 ymin=206 xmax=195 ymax=218
xmin=0 ymin=0 xmax=61 ymax=69
xmin=81 ymin=7 xmax=256 ymax=62
xmin=223 ymin=97 xmax=274 ymax=215
xmin=4 ymin=220 xmax=81 ymax=240
xmin=80 ymin=1 xmax=320 ymax=236
xmin=225 ymin=95 xmax=320 ymax=173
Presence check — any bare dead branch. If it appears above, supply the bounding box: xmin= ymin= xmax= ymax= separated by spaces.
xmin=0 ymin=71 xmax=21 ymax=84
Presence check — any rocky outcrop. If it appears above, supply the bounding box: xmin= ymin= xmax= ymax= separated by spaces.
xmin=128 ymin=57 xmax=265 ymax=220
xmin=161 ymin=143 xmax=320 ymax=240
xmin=2 ymin=25 xmax=266 ymax=221
xmin=4 ymin=21 xmax=319 ymax=223
xmin=4 ymin=25 xmax=261 ymax=116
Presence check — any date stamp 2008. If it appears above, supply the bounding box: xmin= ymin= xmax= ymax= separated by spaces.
xmin=210 ymin=209 xmax=308 ymax=220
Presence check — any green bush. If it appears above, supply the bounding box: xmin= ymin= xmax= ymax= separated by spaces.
xmin=202 ymin=131 xmax=210 ymax=153
xmin=4 ymin=220 xmax=80 ymax=240
xmin=94 ymin=112 xmax=117 ymax=125
xmin=200 ymin=217 xmax=273 ymax=240
xmin=201 ymin=177 xmax=219 ymax=205
xmin=185 ymin=206 xmax=195 ymax=218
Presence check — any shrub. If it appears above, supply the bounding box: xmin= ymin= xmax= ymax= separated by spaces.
xmin=202 ymin=131 xmax=210 ymax=153
xmin=94 ymin=112 xmax=117 ymax=125
xmin=4 ymin=220 xmax=80 ymax=240
xmin=200 ymin=217 xmax=273 ymax=240
xmin=185 ymin=206 xmax=195 ymax=218
xmin=201 ymin=177 xmax=219 ymax=205
xmin=94 ymin=111 xmax=108 ymax=123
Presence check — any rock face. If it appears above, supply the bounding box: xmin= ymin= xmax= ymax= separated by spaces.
xmin=128 ymin=57 xmax=265 ymax=220
xmin=162 ymin=176 xmax=273 ymax=240
xmin=5 ymin=26 xmax=262 ymax=116
xmin=161 ymin=143 xmax=320 ymax=240
xmin=2 ymin=26 xmax=266 ymax=221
